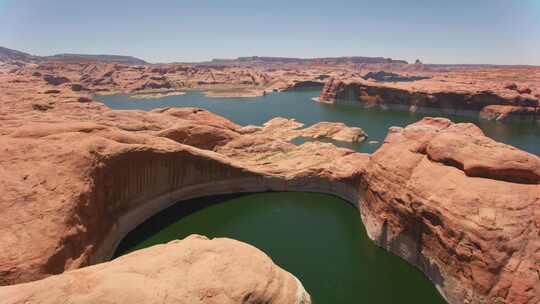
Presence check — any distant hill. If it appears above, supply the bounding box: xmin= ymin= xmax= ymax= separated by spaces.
xmin=200 ymin=56 xmax=409 ymax=66
xmin=0 ymin=46 xmax=147 ymax=65
xmin=44 ymin=53 xmax=147 ymax=65
xmin=0 ymin=46 xmax=40 ymax=63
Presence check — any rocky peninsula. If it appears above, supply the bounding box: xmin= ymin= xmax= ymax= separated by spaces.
xmin=317 ymin=68 xmax=540 ymax=122
xmin=0 ymin=53 xmax=539 ymax=304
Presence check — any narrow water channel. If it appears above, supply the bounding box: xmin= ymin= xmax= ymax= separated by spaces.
xmin=115 ymin=192 xmax=447 ymax=304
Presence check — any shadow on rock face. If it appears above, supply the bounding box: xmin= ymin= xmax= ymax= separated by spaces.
xmin=113 ymin=193 xmax=250 ymax=258
xmin=363 ymin=71 xmax=431 ymax=82
xmin=378 ymin=220 xmax=445 ymax=299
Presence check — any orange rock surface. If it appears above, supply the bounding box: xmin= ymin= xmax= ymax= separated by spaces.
xmin=361 ymin=118 xmax=540 ymax=303
xmin=318 ymin=68 xmax=540 ymax=122
xmin=0 ymin=235 xmax=311 ymax=304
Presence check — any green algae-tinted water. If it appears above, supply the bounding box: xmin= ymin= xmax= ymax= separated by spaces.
xmin=96 ymin=89 xmax=540 ymax=155
xmin=115 ymin=192 xmax=447 ymax=304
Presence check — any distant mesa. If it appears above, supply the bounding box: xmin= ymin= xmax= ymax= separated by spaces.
xmin=0 ymin=46 xmax=40 ymax=63
xmin=202 ymin=56 xmax=409 ymax=66
xmin=44 ymin=53 xmax=147 ymax=65
xmin=0 ymin=46 xmax=408 ymax=67
xmin=0 ymin=46 xmax=147 ymax=65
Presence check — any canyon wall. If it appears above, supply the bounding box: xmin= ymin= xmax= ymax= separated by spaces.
xmin=0 ymin=117 xmax=365 ymax=286
xmin=90 ymin=146 xmax=365 ymax=265
xmin=318 ymin=78 xmax=540 ymax=122
xmin=358 ymin=118 xmax=540 ymax=304
xmin=0 ymin=69 xmax=367 ymax=285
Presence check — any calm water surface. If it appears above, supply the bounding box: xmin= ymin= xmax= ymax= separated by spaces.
xmin=96 ymin=89 xmax=539 ymax=155
xmin=115 ymin=192 xmax=446 ymax=304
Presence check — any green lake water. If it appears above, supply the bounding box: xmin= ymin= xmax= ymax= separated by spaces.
xmin=100 ymin=90 xmax=539 ymax=303
xmin=115 ymin=192 xmax=446 ymax=304
xmin=96 ymin=89 xmax=539 ymax=155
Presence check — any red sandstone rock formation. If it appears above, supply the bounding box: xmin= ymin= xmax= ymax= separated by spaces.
xmin=0 ymin=70 xmax=366 ymax=286
xmin=43 ymin=74 xmax=70 ymax=86
xmin=318 ymin=68 xmax=540 ymax=122
xmin=360 ymin=118 xmax=540 ymax=304
xmin=0 ymin=235 xmax=311 ymax=304
xmin=1 ymin=60 xmax=540 ymax=304
xmin=479 ymin=104 xmax=540 ymax=121
xmin=240 ymin=117 xmax=367 ymax=143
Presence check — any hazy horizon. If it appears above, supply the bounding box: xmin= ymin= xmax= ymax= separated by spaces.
xmin=1 ymin=0 xmax=539 ymax=65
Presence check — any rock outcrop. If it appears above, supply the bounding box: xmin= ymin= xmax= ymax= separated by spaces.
xmin=281 ymin=80 xmax=325 ymax=91
xmin=318 ymin=69 xmax=540 ymax=122
xmin=301 ymin=122 xmax=367 ymax=143
xmin=0 ymin=235 xmax=311 ymax=304
xmin=247 ymin=117 xmax=367 ymax=143
xmin=360 ymin=118 xmax=540 ymax=304
xmin=43 ymin=74 xmax=71 ymax=86
xmin=480 ymin=104 xmax=540 ymax=121
xmin=505 ymin=83 xmax=532 ymax=95
xmin=362 ymin=71 xmax=429 ymax=82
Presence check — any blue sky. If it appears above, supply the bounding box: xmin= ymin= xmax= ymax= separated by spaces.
xmin=1 ymin=0 xmax=539 ymax=64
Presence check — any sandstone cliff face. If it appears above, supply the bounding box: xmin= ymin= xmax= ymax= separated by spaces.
xmin=280 ymin=80 xmax=325 ymax=91
xmin=0 ymin=119 xmax=265 ymax=284
xmin=0 ymin=112 xmax=366 ymax=285
xmin=0 ymin=235 xmax=311 ymax=304
xmin=318 ymin=74 xmax=540 ymax=122
xmin=359 ymin=118 xmax=540 ymax=304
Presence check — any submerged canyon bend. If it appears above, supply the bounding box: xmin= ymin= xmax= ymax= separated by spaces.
xmin=100 ymin=89 xmax=539 ymax=304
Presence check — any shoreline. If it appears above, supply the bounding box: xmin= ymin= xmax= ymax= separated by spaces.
xmin=315 ymin=96 xmax=540 ymax=123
